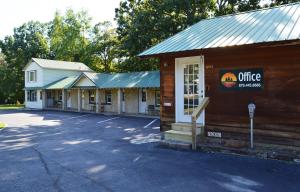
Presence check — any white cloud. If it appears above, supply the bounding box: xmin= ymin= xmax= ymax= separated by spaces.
xmin=0 ymin=0 xmax=121 ymax=39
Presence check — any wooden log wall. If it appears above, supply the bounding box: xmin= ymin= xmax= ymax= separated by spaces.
xmin=159 ymin=43 xmax=300 ymax=147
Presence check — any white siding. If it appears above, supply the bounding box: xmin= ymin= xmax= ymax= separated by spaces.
xmin=42 ymin=68 xmax=81 ymax=86
xmin=24 ymin=61 xmax=83 ymax=109
xmin=74 ymin=76 xmax=95 ymax=87
xmin=24 ymin=62 xmax=43 ymax=88
xmin=25 ymin=89 xmax=43 ymax=109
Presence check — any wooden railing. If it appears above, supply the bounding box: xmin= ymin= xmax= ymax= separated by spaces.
xmin=191 ymin=97 xmax=210 ymax=150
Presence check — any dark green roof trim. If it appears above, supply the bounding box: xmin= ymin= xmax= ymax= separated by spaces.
xmin=24 ymin=87 xmax=43 ymax=90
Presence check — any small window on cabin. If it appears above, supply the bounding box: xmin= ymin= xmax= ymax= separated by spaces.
xmin=155 ymin=90 xmax=160 ymax=107
xmin=28 ymin=70 xmax=37 ymax=82
xmin=122 ymin=90 xmax=125 ymax=101
xmin=40 ymin=91 xmax=43 ymax=100
xmin=58 ymin=92 xmax=62 ymax=101
xmin=27 ymin=90 xmax=37 ymax=102
xmin=105 ymin=90 xmax=112 ymax=105
xmin=142 ymin=89 xmax=146 ymax=102
xmin=89 ymin=90 xmax=95 ymax=104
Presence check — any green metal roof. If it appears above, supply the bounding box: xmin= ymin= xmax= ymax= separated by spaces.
xmin=85 ymin=71 xmax=160 ymax=88
xmin=39 ymin=71 xmax=160 ymax=90
xmin=44 ymin=76 xmax=80 ymax=90
xmin=139 ymin=2 xmax=300 ymax=56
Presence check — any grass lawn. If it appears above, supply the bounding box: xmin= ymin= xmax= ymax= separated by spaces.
xmin=0 ymin=122 xmax=5 ymax=129
xmin=0 ymin=104 xmax=25 ymax=110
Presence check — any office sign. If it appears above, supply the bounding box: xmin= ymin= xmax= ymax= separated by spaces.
xmin=220 ymin=68 xmax=264 ymax=91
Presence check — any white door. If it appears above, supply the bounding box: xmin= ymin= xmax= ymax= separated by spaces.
xmin=122 ymin=89 xmax=125 ymax=113
xmin=67 ymin=91 xmax=71 ymax=108
xmin=175 ymin=56 xmax=205 ymax=124
xmin=139 ymin=88 xmax=147 ymax=113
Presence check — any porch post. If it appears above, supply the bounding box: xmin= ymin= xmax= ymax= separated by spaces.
xmin=117 ymin=88 xmax=122 ymax=114
xmin=62 ymin=89 xmax=67 ymax=110
xmin=77 ymin=88 xmax=82 ymax=112
xmin=42 ymin=90 xmax=46 ymax=109
xmin=96 ymin=88 xmax=99 ymax=113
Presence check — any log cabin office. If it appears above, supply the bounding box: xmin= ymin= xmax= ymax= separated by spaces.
xmin=24 ymin=58 xmax=160 ymax=116
xmin=139 ymin=3 xmax=300 ymax=149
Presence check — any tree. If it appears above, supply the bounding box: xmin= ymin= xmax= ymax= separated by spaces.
xmin=49 ymin=9 xmax=91 ymax=63
xmin=115 ymin=0 xmax=216 ymax=71
xmin=89 ymin=21 xmax=120 ymax=72
xmin=0 ymin=21 xmax=50 ymax=103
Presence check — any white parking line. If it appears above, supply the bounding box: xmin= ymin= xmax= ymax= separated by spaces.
xmin=67 ymin=114 xmax=92 ymax=120
xmin=97 ymin=117 xmax=120 ymax=124
xmin=144 ymin=119 xmax=158 ymax=128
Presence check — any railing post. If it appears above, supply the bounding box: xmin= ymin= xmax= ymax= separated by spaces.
xmin=191 ymin=116 xmax=197 ymax=150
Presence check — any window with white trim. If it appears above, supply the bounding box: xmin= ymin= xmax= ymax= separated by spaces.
xmin=105 ymin=90 xmax=112 ymax=104
xmin=27 ymin=70 xmax=37 ymax=82
xmin=27 ymin=90 xmax=37 ymax=102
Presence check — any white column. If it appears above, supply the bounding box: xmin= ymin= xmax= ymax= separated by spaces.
xmin=62 ymin=89 xmax=67 ymax=110
xmin=42 ymin=90 xmax=46 ymax=109
xmin=117 ymin=88 xmax=122 ymax=114
xmin=77 ymin=89 xmax=82 ymax=112
xmin=96 ymin=89 xmax=99 ymax=113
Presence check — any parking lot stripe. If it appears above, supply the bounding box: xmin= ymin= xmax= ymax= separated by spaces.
xmin=144 ymin=119 xmax=158 ymax=128
xmin=97 ymin=117 xmax=120 ymax=124
xmin=66 ymin=114 xmax=91 ymax=120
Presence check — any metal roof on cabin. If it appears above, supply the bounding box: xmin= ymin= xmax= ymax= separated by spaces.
xmin=84 ymin=71 xmax=160 ymax=88
xmin=41 ymin=71 xmax=160 ymax=90
xmin=139 ymin=3 xmax=300 ymax=56
xmin=32 ymin=58 xmax=93 ymax=72
xmin=43 ymin=76 xmax=80 ymax=90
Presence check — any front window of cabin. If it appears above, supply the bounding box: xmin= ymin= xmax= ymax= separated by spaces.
xmin=105 ymin=90 xmax=112 ymax=104
xmin=89 ymin=90 xmax=95 ymax=104
xmin=27 ymin=90 xmax=37 ymax=102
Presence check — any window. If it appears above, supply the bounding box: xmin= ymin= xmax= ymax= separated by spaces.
xmin=58 ymin=92 xmax=62 ymax=101
xmin=40 ymin=91 xmax=43 ymax=100
xmin=141 ymin=89 xmax=146 ymax=102
xmin=105 ymin=90 xmax=112 ymax=104
xmin=27 ymin=90 xmax=37 ymax=102
xmin=27 ymin=70 xmax=37 ymax=82
xmin=122 ymin=90 xmax=125 ymax=101
xmin=155 ymin=90 xmax=160 ymax=107
xmin=89 ymin=90 xmax=95 ymax=104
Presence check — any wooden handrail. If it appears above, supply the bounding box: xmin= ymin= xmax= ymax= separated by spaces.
xmin=191 ymin=97 xmax=210 ymax=150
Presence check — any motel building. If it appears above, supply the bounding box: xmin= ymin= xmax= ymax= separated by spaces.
xmin=24 ymin=58 xmax=160 ymax=116
xmin=139 ymin=3 xmax=300 ymax=151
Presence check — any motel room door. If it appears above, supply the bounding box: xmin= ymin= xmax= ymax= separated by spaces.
xmin=175 ymin=56 xmax=205 ymax=124
xmin=139 ymin=88 xmax=147 ymax=113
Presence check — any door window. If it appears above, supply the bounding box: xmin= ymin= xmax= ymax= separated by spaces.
xmin=184 ymin=64 xmax=199 ymax=115
xmin=141 ymin=89 xmax=146 ymax=102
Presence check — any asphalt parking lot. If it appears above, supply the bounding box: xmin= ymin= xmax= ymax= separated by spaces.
xmin=0 ymin=110 xmax=299 ymax=192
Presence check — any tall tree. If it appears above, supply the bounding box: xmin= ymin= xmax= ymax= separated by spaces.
xmin=0 ymin=21 xmax=50 ymax=103
xmin=49 ymin=9 xmax=91 ymax=63
xmin=115 ymin=0 xmax=216 ymax=71
xmin=89 ymin=21 xmax=120 ymax=72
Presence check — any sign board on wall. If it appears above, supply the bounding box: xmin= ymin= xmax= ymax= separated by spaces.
xmin=220 ymin=68 xmax=264 ymax=91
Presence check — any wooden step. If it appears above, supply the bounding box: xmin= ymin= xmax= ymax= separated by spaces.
xmin=171 ymin=122 xmax=204 ymax=135
xmin=165 ymin=130 xmax=192 ymax=143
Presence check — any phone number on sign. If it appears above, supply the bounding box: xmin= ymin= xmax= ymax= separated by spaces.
xmin=239 ymin=83 xmax=262 ymax=88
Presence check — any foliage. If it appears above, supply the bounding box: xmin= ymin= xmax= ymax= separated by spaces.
xmin=0 ymin=21 xmax=50 ymax=103
xmin=0 ymin=122 xmax=5 ymax=128
xmin=89 ymin=21 xmax=120 ymax=72
xmin=0 ymin=104 xmax=24 ymax=110
xmin=49 ymin=9 xmax=91 ymax=63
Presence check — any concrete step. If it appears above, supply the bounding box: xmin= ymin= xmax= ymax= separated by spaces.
xmin=171 ymin=122 xmax=204 ymax=135
xmin=165 ymin=130 xmax=194 ymax=143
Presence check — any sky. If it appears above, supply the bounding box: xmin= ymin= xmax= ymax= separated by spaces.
xmin=0 ymin=0 xmax=121 ymax=40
